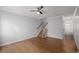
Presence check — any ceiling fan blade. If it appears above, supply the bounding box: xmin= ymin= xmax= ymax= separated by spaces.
xmin=40 ymin=6 xmax=43 ymax=9
xmin=30 ymin=10 xmax=38 ymax=12
xmin=39 ymin=11 xmax=43 ymax=14
xmin=30 ymin=6 xmax=44 ymax=14
xmin=37 ymin=6 xmax=43 ymax=10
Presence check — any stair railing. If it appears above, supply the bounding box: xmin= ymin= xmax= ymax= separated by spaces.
xmin=36 ymin=21 xmax=48 ymax=38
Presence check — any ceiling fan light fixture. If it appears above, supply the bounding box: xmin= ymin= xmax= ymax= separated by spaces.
xmin=36 ymin=12 xmax=40 ymax=14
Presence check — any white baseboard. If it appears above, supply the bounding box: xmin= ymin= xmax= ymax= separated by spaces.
xmin=47 ymin=35 xmax=63 ymax=39
xmin=0 ymin=34 xmax=63 ymax=46
xmin=0 ymin=34 xmax=36 ymax=47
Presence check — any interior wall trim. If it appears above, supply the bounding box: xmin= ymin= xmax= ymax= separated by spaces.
xmin=47 ymin=35 xmax=63 ymax=39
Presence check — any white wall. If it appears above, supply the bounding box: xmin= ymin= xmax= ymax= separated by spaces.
xmin=0 ymin=10 xmax=65 ymax=46
xmin=73 ymin=17 xmax=79 ymax=49
xmin=0 ymin=10 xmax=43 ymax=46
xmin=0 ymin=11 xmax=1 ymax=42
xmin=47 ymin=16 xmax=64 ymax=39
xmin=63 ymin=17 xmax=74 ymax=35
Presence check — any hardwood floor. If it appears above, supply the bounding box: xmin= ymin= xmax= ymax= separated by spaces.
xmin=0 ymin=37 xmax=63 ymax=53
xmin=0 ymin=36 xmax=77 ymax=53
xmin=63 ymin=35 xmax=78 ymax=52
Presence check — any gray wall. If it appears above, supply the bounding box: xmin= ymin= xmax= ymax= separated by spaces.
xmin=47 ymin=16 xmax=64 ymax=39
xmin=0 ymin=10 xmax=42 ymax=46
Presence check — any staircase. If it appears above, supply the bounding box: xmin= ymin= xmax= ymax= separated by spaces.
xmin=36 ymin=21 xmax=48 ymax=39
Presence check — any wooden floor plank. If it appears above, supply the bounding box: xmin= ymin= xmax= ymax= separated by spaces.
xmin=0 ymin=37 xmax=77 ymax=53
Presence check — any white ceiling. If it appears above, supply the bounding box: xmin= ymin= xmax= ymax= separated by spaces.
xmin=0 ymin=6 xmax=79 ymax=19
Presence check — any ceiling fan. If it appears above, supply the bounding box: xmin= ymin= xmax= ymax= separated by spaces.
xmin=30 ymin=6 xmax=44 ymax=14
